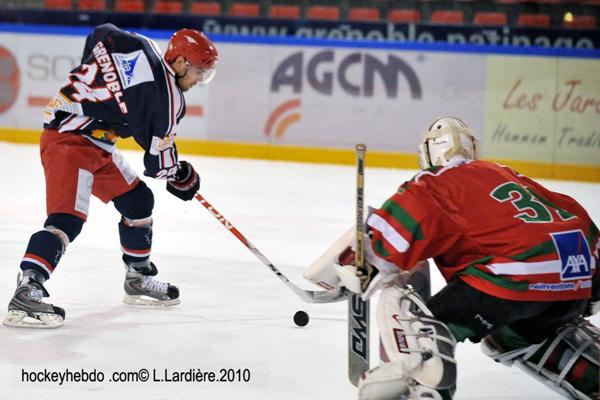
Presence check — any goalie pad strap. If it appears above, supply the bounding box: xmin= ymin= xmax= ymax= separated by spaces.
xmin=482 ymin=318 xmax=600 ymax=400
xmin=359 ymin=285 xmax=457 ymax=400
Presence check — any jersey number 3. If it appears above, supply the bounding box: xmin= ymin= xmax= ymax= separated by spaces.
xmin=490 ymin=182 xmax=574 ymax=223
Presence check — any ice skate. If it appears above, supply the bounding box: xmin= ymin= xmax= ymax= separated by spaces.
xmin=3 ymin=272 xmax=65 ymax=329
xmin=123 ymin=262 xmax=180 ymax=306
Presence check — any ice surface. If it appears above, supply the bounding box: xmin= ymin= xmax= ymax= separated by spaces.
xmin=0 ymin=142 xmax=598 ymax=400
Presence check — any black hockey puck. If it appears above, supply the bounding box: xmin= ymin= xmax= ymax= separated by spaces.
xmin=293 ymin=310 xmax=309 ymax=327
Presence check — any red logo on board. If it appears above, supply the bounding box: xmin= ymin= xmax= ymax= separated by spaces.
xmin=0 ymin=46 xmax=20 ymax=114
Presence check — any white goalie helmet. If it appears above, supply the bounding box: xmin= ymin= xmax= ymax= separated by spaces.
xmin=417 ymin=117 xmax=479 ymax=170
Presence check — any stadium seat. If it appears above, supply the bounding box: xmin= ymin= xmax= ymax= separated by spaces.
xmin=430 ymin=10 xmax=464 ymax=25
xmin=516 ymin=13 xmax=551 ymax=27
xmin=114 ymin=0 xmax=144 ymax=12
xmin=153 ymin=0 xmax=183 ymax=14
xmin=78 ymin=0 xmax=105 ymax=10
xmin=190 ymin=1 xmax=221 ymax=15
xmin=44 ymin=0 xmax=72 ymax=9
xmin=348 ymin=7 xmax=381 ymax=22
xmin=473 ymin=11 xmax=508 ymax=26
xmin=563 ymin=15 xmax=596 ymax=29
xmin=229 ymin=2 xmax=260 ymax=17
xmin=268 ymin=4 xmax=300 ymax=19
xmin=306 ymin=5 xmax=340 ymax=21
xmin=388 ymin=9 xmax=421 ymax=23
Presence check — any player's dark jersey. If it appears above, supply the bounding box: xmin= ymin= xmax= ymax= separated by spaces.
xmin=43 ymin=23 xmax=185 ymax=179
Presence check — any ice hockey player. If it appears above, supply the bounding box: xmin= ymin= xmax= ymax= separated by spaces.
xmin=306 ymin=117 xmax=599 ymax=399
xmin=3 ymin=24 xmax=218 ymax=328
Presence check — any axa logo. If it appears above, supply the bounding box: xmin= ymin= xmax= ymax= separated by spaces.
xmin=264 ymin=98 xmax=301 ymax=138
xmin=270 ymin=50 xmax=422 ymax=99
xmin=565 ymin=255 xmax=588 ymax=274
xmin=551 ymin=230 xmax=592 ymax=281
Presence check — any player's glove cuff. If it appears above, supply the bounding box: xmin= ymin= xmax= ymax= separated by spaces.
xmin=166 ymin=161 xmax=200 ymax=201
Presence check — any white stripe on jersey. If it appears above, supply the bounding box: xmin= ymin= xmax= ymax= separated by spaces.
xmin=58 ymin=115 xmax=92 ymax=132
xmin=367 ymin=213 xmax=410 ymax=253
xmin=487 ymin=256 xmax=597 ymax=276
xmin=486 ymin=260 xmax=562 ymax=275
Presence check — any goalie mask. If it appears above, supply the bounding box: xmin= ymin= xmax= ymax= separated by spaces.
xmin=417 ymin=117 xmax=479 ymax=170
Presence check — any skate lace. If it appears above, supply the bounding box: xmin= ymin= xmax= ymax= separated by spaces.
xmin=141 ymin=276 xmax=168 ymax=294
xmin=30 ymin=288 xmax=44 ymax=303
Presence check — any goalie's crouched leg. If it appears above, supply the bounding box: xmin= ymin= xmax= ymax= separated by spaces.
xmin=482 ymin=319 xmax=599 ymax=400
xmin=359 ymin=285 xmax=457 ymax=400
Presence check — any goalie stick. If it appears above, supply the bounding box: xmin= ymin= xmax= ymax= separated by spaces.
xmin=348 ymin=144 xmax=370 ymax=386
xmin=194 ymin=193 xmax=346 ymax=304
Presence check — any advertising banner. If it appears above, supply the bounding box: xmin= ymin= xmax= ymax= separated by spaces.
xmin=209 ymin=43 xmax=486 ymax=152
xmin=0 ymin=25 xmax=598 ymax=179
xmin=0 ymin=30 xmax=486 ymax=153
xmin=485 ymin=56 xmax=600 ymax=166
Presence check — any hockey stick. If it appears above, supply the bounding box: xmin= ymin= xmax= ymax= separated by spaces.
xmin=348 ymin=144 xmax=370 ymax=386
xmin=194 ymin=193 xmax=346 ymax=304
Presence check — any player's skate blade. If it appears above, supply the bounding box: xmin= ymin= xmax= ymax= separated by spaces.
xmin=122 ymin=295 xmax=180 ymax=307
xmin=2 ymin=310 xmax=64 ymax=329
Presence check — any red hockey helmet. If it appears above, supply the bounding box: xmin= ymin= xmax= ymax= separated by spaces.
xmin=165 ymin=29 xmax=218 ymax=84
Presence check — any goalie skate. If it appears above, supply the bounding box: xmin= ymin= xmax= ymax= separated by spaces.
xmin=3 ymin=275 xmax=65 ymax=329
xmin=123 ymin=262 xmax=180 ymax=306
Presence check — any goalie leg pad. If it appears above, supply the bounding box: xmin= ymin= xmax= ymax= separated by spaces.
xmin=359 ymin=285 xmax=457 ymax=400
xmin=482 ymin=318 xmax=600 ymax=400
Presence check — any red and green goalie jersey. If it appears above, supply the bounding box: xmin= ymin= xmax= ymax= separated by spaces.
xmin=367 ymin=160 xmax=599 ymax=302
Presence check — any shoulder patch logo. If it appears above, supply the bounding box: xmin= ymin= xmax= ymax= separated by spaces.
xmin=112 ymin=50 xmax=154 ymax=90
xmin=551 ymin=230 xmax=592 ymax=281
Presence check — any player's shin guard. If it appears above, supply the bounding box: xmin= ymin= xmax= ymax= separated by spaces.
xmin=119 ymin=217 xmax=179 ymax=306
xmin=359 ymin=284 xmax=457 ymax=400
xmin=482 ymin=319 xmax=600 ymax=400
xmin=20 ymin=230 xmax=65 ymax=280
xmin=119 ymin=217 xmax=152 ymax=266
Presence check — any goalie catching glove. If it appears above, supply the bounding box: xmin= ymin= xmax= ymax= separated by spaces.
xmin=303 ymin=225 xmax=410 ymax=301
xmin=166 ymin=161 xmax=200 ymax=201
xmin=335 ymin=245 xmax=379 ymax=296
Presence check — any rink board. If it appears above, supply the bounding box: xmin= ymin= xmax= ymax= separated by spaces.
xmin=0 ymin=24 xmax=598 ymax=181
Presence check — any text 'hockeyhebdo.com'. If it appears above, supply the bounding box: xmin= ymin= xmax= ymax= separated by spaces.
xmin=19 ymin=368 xmax=252 ymax=385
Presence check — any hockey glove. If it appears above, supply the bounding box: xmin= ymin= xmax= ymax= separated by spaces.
xmin=334 ymin=246 xmax=379 ymax=296
xmin=166 ymin=161 xmax=200 ymax=201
